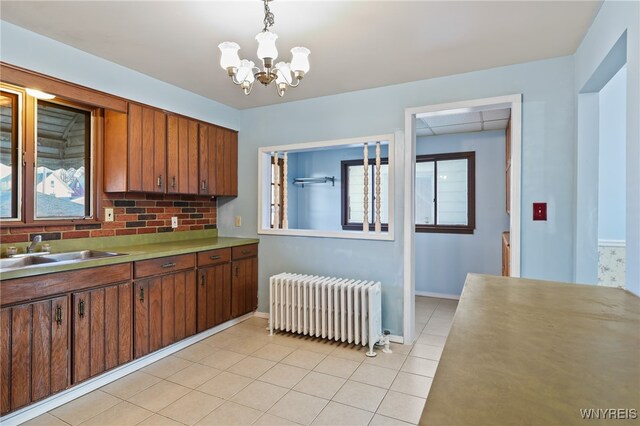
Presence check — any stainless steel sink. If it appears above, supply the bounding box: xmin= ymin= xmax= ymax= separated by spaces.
xmin=0 ymin=255 xmax=58 ymax=271
xmin=0 ymin=250 xmax=127 ymax=273
xmin=42 ymin=250 xmax=125 ymax=262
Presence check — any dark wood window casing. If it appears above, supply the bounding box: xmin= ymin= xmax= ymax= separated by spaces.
xmin=341 ymin=158 xmax=389 ymax=231
xmin=415 ymin=151 xmax=476 ymax=234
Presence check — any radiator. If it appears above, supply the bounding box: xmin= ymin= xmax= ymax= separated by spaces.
xmin=269 ymin=273 xmax=383 ymax=356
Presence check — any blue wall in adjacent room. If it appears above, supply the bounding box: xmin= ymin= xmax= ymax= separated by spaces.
xmin=598 ymin=65 xmax=626 ymax=241
xmin=414 ymin=131 xmax=510 ymax=296
xmin=574 ymin=0 xmax=639 ymax=296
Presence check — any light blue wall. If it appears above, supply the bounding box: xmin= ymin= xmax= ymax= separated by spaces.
xmin=220 ymin=55 xmax=576 ymax=335
xmin=574 ymin=0 xmax=639 ymax=296
xmin=415 ymin=131 xmax=509 ymax=296
xmin=598 ymin=65 xmax=626 ymax=241
xmin=0 ymin=21 xmax=240 ymax=130
xmin=288 ymin=145 xmax=389 ymax=231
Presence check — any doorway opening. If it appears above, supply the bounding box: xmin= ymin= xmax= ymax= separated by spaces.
xmin=403 ymin=95 xmax=522 ymax=344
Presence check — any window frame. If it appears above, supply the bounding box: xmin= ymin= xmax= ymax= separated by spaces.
xmin=0 ymin=82 xmax=103 ymax=227
xmin=415 ymin=151 xmax=476 ymax=234
xmin=33 ymin=99 xmax=93 ymax=220
xmin=0 ymin=86 xmax=23 ymax=221
xmin=340 ymin=158 xmax=389 ymax=232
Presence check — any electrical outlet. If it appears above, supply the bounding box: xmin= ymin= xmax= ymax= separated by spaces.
xmin=171 ymin=216 xmax=178 ymax=228
xmin=104 ymin=208 xmax=114 ymax=222
xmin=235 ymin=216 xmax=242 ymax=227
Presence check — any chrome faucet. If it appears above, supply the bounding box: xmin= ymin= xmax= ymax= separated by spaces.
xmin=27 ymin=235 xmax=42 ymax=253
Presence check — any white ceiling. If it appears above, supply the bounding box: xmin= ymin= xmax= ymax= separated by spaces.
xmin=416 ymin=108 xmax=511 ymax=136
xmin=0 ymin=1 xmax=601 ymax=110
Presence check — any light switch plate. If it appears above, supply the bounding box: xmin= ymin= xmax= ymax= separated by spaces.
xmin=235 ymin=216 xmax=242 ymax=227
xmin=105 ymin=208 xmax=114 ymax=222
xmin=533 ymin=202 xmax=547 ymax=221
xmin=171 ymin=216 xmax=178 ymax=228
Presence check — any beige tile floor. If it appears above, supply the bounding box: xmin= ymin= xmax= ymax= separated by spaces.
xmin=25 ymin=296 xmax=456 ymax=426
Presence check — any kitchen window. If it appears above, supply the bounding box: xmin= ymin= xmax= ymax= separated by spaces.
xmin=415 ymin=151 xmax=475 ymax=234
xmin=341 ymin=158 xmax=389 ymax=231
xmin=0 ymin=82 xmax=97 ymax=225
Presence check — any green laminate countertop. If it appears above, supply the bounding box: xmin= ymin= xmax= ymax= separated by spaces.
xmin=0 ymin=236 xmax=259 ymax=281
xmin=420 ymin=274 xmax=640 ymax=426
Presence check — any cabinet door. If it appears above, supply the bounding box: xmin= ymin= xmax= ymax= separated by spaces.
xmin=231 ymin=257 xmax=258 ymax=318
xmin=134 ymin=271 xmax=196 ymax=358
xmin=73 ymin=282 xmax=132 ymax=384
xmin=167 ymin=115 xmax=199 ymax=194
xmin=198 ymin=263 xmax=231 ymax=332
xmin=128 ymin=104 xmax=166 ymax=193
xmin=0 ymin=296 xmax=70 ymax=414
xmin=213 ymin=128 xmax=238 ymax=196
xmin=198 ymin=123 xmax=216 ymax=196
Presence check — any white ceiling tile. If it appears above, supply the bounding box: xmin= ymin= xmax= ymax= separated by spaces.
xmin=425 ymin=112 xmax=482 ymax=128
xmin=482 ymin=108 xmax=511 ymax=121
xmin=483 ymin=119 xmax=509 ymax=130
xmin=416 ymin=127 xmax=434 ymax=137
xmin=432 ymin=122 xmax=482 ymax=135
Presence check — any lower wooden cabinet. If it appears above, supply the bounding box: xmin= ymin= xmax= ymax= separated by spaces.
xmin=1 ymin=295 xmax=70 ymax=414
xmin=231 ymin=245 xmax=258 ymax=318
xmin=197 ymin=263 xmax=232 ymax=332
xmin=134 ymin=270 xmax=197 ymax=359
xmin=72 ymin=282 xmax=132 ymax=384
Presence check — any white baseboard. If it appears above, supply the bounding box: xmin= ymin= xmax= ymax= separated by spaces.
xmin=598 ymin=239 xmax=626 ymax=247
xmin=0 ymin=312 xmax=255 ymax=426
xmin=415 ymin=291 xmax=460 ymax=300
xmin=254 ymin=311 xmax=269 ymax=319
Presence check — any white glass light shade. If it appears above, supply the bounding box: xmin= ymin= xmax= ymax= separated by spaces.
xmin=275 ymin=62 xmax=292 ymax=85
xmin=290 ymin=47 xmax=310 ymax=73
xmin=236 ymin=59 xmax=256 ymax=84
xmin=256 ymin=31 xmax=278 ymax=60
xmin=218 ymin=42 xmax=241 ymax=70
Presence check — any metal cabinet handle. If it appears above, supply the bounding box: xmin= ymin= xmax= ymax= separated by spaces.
xmin=241 ymin=250 xmax=250 ymax=255
xmin=78 ymin=300 xmax=85 ymax=318
xmin=139 ymin=287 xmax=145 ymax=302
xmin=162 ymin=262 xmax=177 ymax=268
xmin=172 ymin=176 xmax=176 ymax=189
xmin=157 ymin=175 xmax=163 ymax=188
xmin=210 ymin=255 xmax=221 ymax=260
xmin=55 ymin=305 xmax=63 ymax=325
xmin=201 ymin=179 xmax=207 ymax=190
xmin=201 ymin=273 xmax=205 ymax=287
xmin=235 ymin=266 xmax=240 ymax=277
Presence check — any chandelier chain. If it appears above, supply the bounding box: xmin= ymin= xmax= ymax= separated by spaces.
xmin=263 ymin=0 xmax=275 ymax=32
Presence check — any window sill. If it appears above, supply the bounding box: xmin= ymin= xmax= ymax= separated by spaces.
xmin=415 ymin=225 xmax=474 ymax=234
xmin=1 ymin=219 xmax=100 ymax=228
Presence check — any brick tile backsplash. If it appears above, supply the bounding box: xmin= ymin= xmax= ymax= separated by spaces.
xmin=1 ymin=193 xmax=216 ymax=244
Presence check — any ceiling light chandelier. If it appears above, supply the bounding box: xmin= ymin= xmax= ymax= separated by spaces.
xmin=218 ymin=0 xmax=310 ymax=97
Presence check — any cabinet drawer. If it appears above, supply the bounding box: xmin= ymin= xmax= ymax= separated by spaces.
xmin=232 ymin=244 xmax=258 ymax=260
xmin=1 ymin=264 xmax=131 ymax=307
xmin=134 ymin=254 xmax=195 ymax=279
xmin=197 ymin=248 xmax=231 ymax=267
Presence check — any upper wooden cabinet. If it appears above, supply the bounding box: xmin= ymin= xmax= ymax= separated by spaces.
xmin=105 ymin=105 xmax=237 ymax=196
xmin=104 ymin=103 xmax=167 ymax=193
xmin=199 ymin=123 xmax=238 ymax=197
xmin=167 ymin=115 xmax=199 ymax=194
